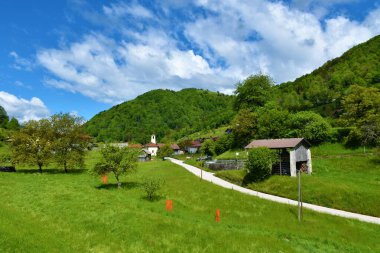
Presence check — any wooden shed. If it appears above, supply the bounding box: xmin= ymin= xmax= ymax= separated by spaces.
xmin=245 ymin=138 xmax=312 ymax=177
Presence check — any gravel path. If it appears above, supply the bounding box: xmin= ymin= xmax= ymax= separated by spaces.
xmin=168 ymin=158 xmax=380 ymax=225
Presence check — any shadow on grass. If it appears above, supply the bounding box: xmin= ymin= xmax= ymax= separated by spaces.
xmin=141 ymin=195 xmax=165 ymax=202
xmin=370 ymin=158 xmax=380 ymax=165
xmin=16 ymin=168 xmax=87 ymax=174
xmin=95 ymin=181 xmax=141 ymax=190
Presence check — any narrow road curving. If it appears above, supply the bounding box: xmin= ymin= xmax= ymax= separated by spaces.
xmin=167 ymin=157 xmax=380 ymax=225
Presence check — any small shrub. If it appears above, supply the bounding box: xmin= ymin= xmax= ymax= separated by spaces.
xmin=246 ymin=147 xmax=277 ymax=182
xmin=143 ymin=177 xmax=165 ymax=201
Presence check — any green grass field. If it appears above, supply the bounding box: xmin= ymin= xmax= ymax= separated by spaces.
xmin=215 ymin=144 xmax=380 ymax=217
xmin=0 ymin=149 xmax=379 ymax=252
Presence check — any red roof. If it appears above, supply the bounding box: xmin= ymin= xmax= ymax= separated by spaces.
xmin=171 ymin=144 xmax=180 ymax=150
xmin=145 ymin=143 xmax=160 ymax=147
xmin=191 ymin=140 xmax=202 ymax=148
xmin=145 ymin=143 xmax=165 ymax=148
xmin=245 ymin=138 xmax=310 ymax=149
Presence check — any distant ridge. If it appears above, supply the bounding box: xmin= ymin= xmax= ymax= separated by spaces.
xmin=277 ymin=35 xmax=380 ymax=116
xmin=85 ymin=88 xmax=234 ymax=143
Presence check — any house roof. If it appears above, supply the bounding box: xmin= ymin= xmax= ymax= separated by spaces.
xmin=245 ymin=138 xmax=310 ymax=149
xmin=128 ymin=143 xmax=144 ymax=148
xmin=191 ymin=140 xmax=202 ymax=148
xmin=145 ymin=143 xmax=160 ymax=147
xmin=145 ymin=143 xmax=165 ymax=148
xmin=171 ymin=144 xmax=180 ymax=150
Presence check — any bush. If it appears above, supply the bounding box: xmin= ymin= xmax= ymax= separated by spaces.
xmin=157 ymin=144 xmax=173 ymax=160
xmin=143 ymin=177 xmax=165 ymax=201
xmin=329 ymin=127 xmax=354 ymax=142
xmin=246 ymin=147 xmax=277 ymax=182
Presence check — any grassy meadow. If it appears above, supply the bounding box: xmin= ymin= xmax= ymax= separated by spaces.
xmin=0 ymin=146 xmax=379 ymax=252
xmin=215 ymin=144 xmax=380 ymax=217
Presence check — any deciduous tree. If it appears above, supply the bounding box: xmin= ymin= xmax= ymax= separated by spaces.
xmin=92 ymin=145 xmax=138 ymax=188
xmin=51 ymin=113 xmax=90 ymax=173
xmin=11 ymin=119 xmax=52 ymax=172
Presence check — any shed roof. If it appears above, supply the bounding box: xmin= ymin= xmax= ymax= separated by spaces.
xmin=245 ymin=138 xmax=310 ymax=149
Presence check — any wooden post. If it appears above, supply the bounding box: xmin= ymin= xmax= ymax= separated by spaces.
xmin=298 ymin=169 xmax=303 ymax=222
xmin=279 ymin=150 xmax=282 ymax=175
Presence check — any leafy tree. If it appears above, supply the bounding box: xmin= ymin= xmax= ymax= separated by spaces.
xmin=215 ymin=134 xmax=234 ymax=155
xmin=0 ymin=106 xmax=9 ymax=128
xmin=178 ymin=138 xmax=192 ymax=151
xmin=200 ymin=139 xmax=216 ymax=156
xmin=51 ymin=113 xmax=90 ymax=173
xmin=256 ymin=104 xmax=290 ymax=139
xmin=92 ymin=145 xmax=138 ymax=188
xmin=157 ymin=144 xmax=173 ymax=160
xmin=6 ymin=117 xmax=20 ymax=131
xmin=234 ymin=74 xmax=275 ymax=111
xmin=231 ymin=109 xmax=258 ymax=148
xmin=246 ymin=147 xmax=277 ymax=182
xmin=288 ymin=111 xmax=331 ymax=145
xmin=11 ymin=119 xmax=52 ymax=172
xmin=341 ymin=85 xmax=380 ymax=147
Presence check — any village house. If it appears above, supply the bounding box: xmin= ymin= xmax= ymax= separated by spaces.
xmin=187 ymin=140 xmax=202 ymax=153
xmin=145 ymin=135 xmax=164 ymax=156
xmin=245 ymin=138 xmax=312 ymax=177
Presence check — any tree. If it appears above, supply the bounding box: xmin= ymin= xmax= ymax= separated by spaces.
xmin=50 ymin=113 xmax=90 ymax=173
xmin=215 ymin=134 xmax=234 ymax=155
xmin=200 ymin=139 xmax=216 ymax=156
xmin=231 ymin=109 xmax=258 ymax=148
xmin=6 ymin=117 xmax=20 ymax=131
xmin=341 ymin=85 xmax=380 ymax=147
xmin=234 ymin=74 xmax=275 ymax=111
xmin=0 ymin=106 xmax=9 ymax=128
xmin=288 ymin=111 xmax=331 ymax=145
xmin=256 ymin=104 xmax=290 ymax=139
xmin=92 ymin=145 xmax=138 ymax=188
xmin=246 ymin=147 xmax=277 ymax=182
xmin=157 ymin=144 xmax=173 ymax=160
xmin=178 ymin=138 xmax=192 ymax=151
xmin=11 ymin=119 xmax=52 ymax=172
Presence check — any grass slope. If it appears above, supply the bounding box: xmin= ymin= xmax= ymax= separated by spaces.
xmin=0 ymin=151 xmax=379 ymax=252
xmin=215 ymin=144 xmax=380 ymax=217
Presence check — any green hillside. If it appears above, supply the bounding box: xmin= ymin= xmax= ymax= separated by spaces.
xmin=85 ymin=89 xmax=234 ymax=143
xmin=277 ymin=35 xmax=380 ymax=116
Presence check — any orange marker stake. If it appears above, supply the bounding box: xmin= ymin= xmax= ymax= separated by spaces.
xmin=166 ymin=200 xmax=173 ymax=211
xmin=102 ymin=175 xmax=108 ymax=184
xmin=215 ymin=209 xmax=221 ymax=222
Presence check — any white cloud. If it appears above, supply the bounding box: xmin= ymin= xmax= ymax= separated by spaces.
xmin=36 ymin=1 xmax=380 ymax=104
xmin=37 ymin=32 xmax=225 ymax=104
xmin=103 ymin=2 xmax=153 ymax=19
xmin=0 ymin=91 xmax=50 ymax=122
xmin=9 ymin=51 xmax=34 ymax=71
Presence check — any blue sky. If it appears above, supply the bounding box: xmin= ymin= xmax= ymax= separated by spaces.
xmin=0 ymin=0 xmax=379 ymax=122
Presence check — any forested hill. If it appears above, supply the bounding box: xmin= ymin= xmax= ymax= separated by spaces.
xmin=85 ymin=89 xmax=234 ymax=143
xmin=277 ymin=35 xmax=380 ymax=116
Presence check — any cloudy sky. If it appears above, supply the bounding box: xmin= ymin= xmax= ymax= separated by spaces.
xmin=0 ymin=0 xmax=379 ymax=121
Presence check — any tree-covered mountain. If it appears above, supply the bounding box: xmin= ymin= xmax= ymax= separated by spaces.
xmin=85 ymin=89 xmax=234 ymax=143
xmin=277 ymin=35 xmax=380 ymax=117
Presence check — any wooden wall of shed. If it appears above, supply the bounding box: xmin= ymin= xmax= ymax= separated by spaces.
xmin=272 ymin=149 xmax=291 ymax=176
xmin=295 ymin=144 xmax=308 ymax=162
